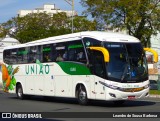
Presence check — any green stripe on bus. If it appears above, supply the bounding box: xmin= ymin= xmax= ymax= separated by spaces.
xmin=56 ymin=62 xmax=91 ymax=75
xmin=68 ymin=44 xmax=83 ymax=49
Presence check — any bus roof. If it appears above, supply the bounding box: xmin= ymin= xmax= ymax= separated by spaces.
xmin=4 ymin=31 xmax=140 ymax=49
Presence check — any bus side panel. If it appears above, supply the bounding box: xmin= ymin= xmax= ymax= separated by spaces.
xmin=54 ymin=75 xmax=69 ymax=97
xmin=44 ymin=74 xmax=55 ymax=96
xmin=94 ymin=76 xmax=106 ymax=100
xmin=67 ymin=75 xmax=73 ymax=97
xmin=35 ymin=75 xmax=44 ymax=95
xmin=25 ymin=75 xmax=35 ymax=95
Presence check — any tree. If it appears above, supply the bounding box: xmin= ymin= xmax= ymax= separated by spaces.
xmin=81 ymin=0 xmax=160 ymax=47
xmin=73 ymin=16 xmax=97 ymax=32
xmin=0 ymin=25 xmax=7 ymax=38
xmin=1 ymin=12 xmax=97 ymax=43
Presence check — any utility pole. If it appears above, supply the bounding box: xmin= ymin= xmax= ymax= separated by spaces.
xmin=64 ymin=0 xmax=74 ymax=33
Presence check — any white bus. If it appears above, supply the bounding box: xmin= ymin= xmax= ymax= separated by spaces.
xmin=1 ymin=31 xmax=158 ymax=105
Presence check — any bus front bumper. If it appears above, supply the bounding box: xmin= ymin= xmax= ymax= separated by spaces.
xmin=106 ymin=87 xmax=149 ymax=101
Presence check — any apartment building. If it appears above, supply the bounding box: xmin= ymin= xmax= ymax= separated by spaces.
xmin=18 ymin=4 xmax=77 ymax=17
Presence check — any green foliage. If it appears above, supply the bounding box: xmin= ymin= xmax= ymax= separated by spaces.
xmin=0 ymin=12 xmax=97 ymax=43
xmin=149 ymin=90 xmax=160 ymax=95
xmin=81 ymin=0 xmax=160 ymax=47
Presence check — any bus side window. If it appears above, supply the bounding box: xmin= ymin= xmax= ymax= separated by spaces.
xmin=68 ymin=49 xmax=76 ymax=61
xmin=67 ymin=40 xmax=87 ymax=64
xmin=3 ymin=50 xmax=11 ymax=64
xmin=10 ymin=49 xmax=17 ymax=64
xmin=17 ymin=47 xmax=29 ymax=64
xmin=55 ymin=43 xmax=66 ymax=62
xmin=28 ymin=46 xmax=38 ymax=63
xmin=43 ymin=44 xmax=52 ymax=63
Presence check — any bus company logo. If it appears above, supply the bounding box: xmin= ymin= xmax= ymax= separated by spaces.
xmin=25 ymin=65 xmax=50 ymax=75
xmin=25 ymin=59 xmax=50 ymax=75
xmin=70 ymin=67 xmax=76 ymax=72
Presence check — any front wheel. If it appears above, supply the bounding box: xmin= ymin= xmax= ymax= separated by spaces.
xmin=16 ymin=85 xmax=24 ymax=99
xmin=77 ymin=86 xmax=88 ymax=105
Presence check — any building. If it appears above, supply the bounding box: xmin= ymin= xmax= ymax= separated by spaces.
xmin=150 ymin=32 xmax=160 ymax=63
xmin=145 ymin=32 xmax=160 ymax=81
xmin=0 ymin=35 xmax=20 ymax=61
xmin=18 ymin=4 xmax=77 ymax=17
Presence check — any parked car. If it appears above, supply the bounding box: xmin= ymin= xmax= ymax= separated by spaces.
xmin=149 ymin=80 xmax=158 ymax=90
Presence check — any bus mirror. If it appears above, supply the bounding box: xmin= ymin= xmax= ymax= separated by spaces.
xmin=88 ymin=47 xmax=110 ymax=62
xmin=144 ymin=48 xmax=158 ymax=63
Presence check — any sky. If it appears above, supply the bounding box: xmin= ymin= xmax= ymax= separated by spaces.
xmin=0 ymin=0 xmax=85 ymax=23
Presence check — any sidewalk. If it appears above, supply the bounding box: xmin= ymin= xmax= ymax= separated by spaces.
xmin=0 ymin=82 xmax=2 ymax=91
xmin=149 ymin=94 xmax=160 ymax=98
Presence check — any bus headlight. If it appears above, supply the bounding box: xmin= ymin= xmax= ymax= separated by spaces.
xmin=99 ymin=81 xmax=148 ymax=92
xmin=144 ymin=84 xmax=149 ymax=89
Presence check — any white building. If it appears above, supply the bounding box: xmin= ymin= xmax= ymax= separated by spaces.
xmin=151 ymin=32 xmax=160 ymax=61
xmin=150 ymin=32 xmax=160 ymax=74
xmin=18 ymin=4 xmax=77 ymax=17
xmin=0 ymin=35 xmax=20 ymax=61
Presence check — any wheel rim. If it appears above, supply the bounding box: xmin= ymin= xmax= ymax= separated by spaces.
xmin=18 ymin=88 xmax=22 ymax=98
xmin=79 ymin=90 xmax=86 ymax=102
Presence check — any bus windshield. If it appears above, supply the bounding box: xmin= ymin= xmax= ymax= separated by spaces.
xmin=104 ymin=42 xmax=148 ymax=83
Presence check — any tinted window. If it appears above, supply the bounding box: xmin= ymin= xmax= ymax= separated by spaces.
xmin=104 ymin=42 xmax=148 ymax=83
xmin=4 ymin=49 xmax=17 ymax=64
xmin=28 ymin=46 xmax=42 ymax=63
xmin=3 ymin=40 xmax=87 ymax=64
xmin=54 ymin=40 xmax=87 ymax=64
xmin=28 ymin=46 xmax=37 ymax=63
xmin=55 ymin=42 xmax=66 ymax=62
xmin=88 ymin=50 xmax=106 ymax=78
xmin=17 ymin=47 xmax=28 ymax=64
xmin=43 ymin=44 xmax=52 ymax=62
xmin=67 ymin=41 xmax=86 ymax=63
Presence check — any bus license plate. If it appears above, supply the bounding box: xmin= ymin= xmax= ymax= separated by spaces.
xmin=128 ymin=96 xmax=135 ymax=100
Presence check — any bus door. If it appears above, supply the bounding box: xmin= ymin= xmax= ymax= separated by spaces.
xmin=88 ymin=50 xmax=106 ymax=100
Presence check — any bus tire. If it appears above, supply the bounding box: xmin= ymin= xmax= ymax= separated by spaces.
xmin=77 ymin=86 xmax=88 ymax=105
xmin=16 ymin=85 xmax=24 ymax=100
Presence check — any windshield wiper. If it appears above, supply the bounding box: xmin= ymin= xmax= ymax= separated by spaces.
xmin=121 ymin=64 xmax=130 ymax=81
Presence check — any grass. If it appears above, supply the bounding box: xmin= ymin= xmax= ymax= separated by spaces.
xmin=149 ymin=90 xmax=160 ymax=95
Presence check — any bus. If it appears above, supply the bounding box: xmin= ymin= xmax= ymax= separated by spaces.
xmin=1 ymin=31 xmax=158 ymax=105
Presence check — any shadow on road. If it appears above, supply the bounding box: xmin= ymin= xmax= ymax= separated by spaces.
xmin=88 ymin=99 xmax=156 ymax=108
xmin=8 ymin=94 xmax=156 ymax=108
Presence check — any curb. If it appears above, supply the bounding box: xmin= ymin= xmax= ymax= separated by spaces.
xmin=0 ymin=82 xmax=3 ymax=91
xmin=149 ymin=95 xmax=160 ymax=98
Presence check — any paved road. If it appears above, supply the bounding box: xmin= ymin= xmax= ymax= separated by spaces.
xmin=0 ymin=90 xmax=160 ymax=112
xmin=0 ymin=90 xmax=160 ymax=121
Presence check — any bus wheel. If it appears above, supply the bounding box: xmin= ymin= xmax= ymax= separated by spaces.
xmin=77 ymin=86 xmax=88 ymax=105
xmin=113 ymin=100 xmax=125 ymax=105
xmin=16 ymin=85 xmax=24 ymax=100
